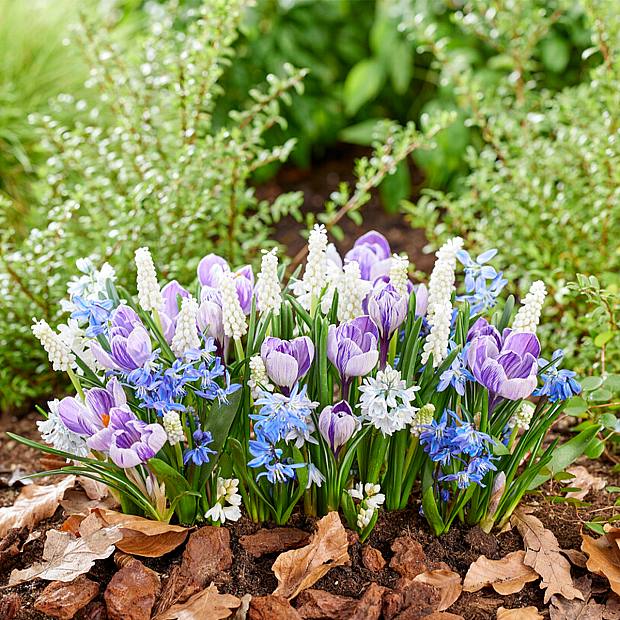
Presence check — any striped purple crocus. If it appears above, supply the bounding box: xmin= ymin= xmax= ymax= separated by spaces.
xmin=318 ymin=400 xmax=357 ymax=455
xmin=260 ymin=336 xmax=314 ymax=394
xmin=367 ymin=282 xmax=408 ymax=368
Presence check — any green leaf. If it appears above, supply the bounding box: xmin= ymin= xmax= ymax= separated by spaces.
xmin=379 ymin=161 xmax=411 ymax=214
xmin=594 ymin=331 xmax=615 ymax=347
xmin=604 ymin=374 xmax=620 ymax=392
xmin=585 ymin=438 xmax=605 ymax=459
xmin=148 ymin=458 xmax=196 ymax=524
xmin=564 ymin=396 xmax=588 ymax=416
xmin=581 ymin=376 xmax=604 ymax=392
xmin=589 ymin=388 xmax=612 ymax=402
xmin=601 ymin=413 xmax=620 ymax=432
xmin=389 ymin=40 xmax=413 ymax=94
xmin=421 ymin=463 xmax=444 ymax=535
xmin=343 ymin=59 xmax=385 ymax=116
xmin=339 ymin=119 xmax=385 ymax=146
xmin=540 ymin=35 xmax=570 ymax=73
xmin=585 ymin=521 xmax=606 ymax=535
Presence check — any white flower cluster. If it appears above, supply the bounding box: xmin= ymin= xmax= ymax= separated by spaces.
xmin=171 ymin=296 xmax=200 ymax=356
xmin=410 ymin=403 xmax=436 ymax=437
xmin=336 ymin=261 xmax=368 ymax=322
xmin=248 ymin=355 xmax=273 ymax=400
xmin=135 ymin=247 xmax=162 ymax=312
xmin=297 ymin=224 xmax=328 ymax=309
xmin=220 ymin=268 xmax=247 ymax=340
xmin=510 ymin=401 xmax=536 ymax=431
xmin=348 ymin=482 xmax=385 ymax=529
xmin=62 ymin=258 xmax=117 ymax=315
xmin=37 ymin=399 xmax=89 ymax=456
xmin=512 ymin=280 xmax=547 ymax=334
xmin=32 ymin=319 xmax=76 ymax=372
xmin=421 ymin=237 xmax=464 ymax=367
xmin=162 ymin=411 xmax=184 ymax=445
xmin=58 ymin=319 xmax=99 ymax=374
xmin=255 ymin=248 xmax=282 ymax=316
xmin=205 ymin=477 xmax=242 ymax=524
xmin=389 ymin=253 xmax=409 ymax=297
xmin=359 ymin=366 xmax=420 ymax=436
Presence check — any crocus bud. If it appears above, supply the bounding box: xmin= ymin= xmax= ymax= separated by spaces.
xmin=260 ymin=336 xmax=314 ymax=394
xmin=368 ymin=283 xmax=408 ymax=340
xmin=318 ymin=401 xmax=357 ymax=455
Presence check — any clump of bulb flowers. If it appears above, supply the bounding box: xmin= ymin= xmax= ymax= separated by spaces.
xmin=17 ymin=227 xmax=592 ymax=538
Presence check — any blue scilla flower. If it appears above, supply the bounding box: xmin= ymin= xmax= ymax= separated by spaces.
xmin=456 ymin=249 xmax=499 ymax=293
xmin=452 ymin=421 xmax=494 ymax=458
xmin=438 ymin=344 xmax=474 ymax=396
xmin=183 ymin=428 xmax=215 ymax=466
xmin=71 ymin=295 xmax=114 ymax=337
xmin=260 ymin=459 xmax=305 ymax=484
xmin=534 ymin=350 xmax=581 ymax=403
xmin=458 ymin=273 xmax=507 ymax=315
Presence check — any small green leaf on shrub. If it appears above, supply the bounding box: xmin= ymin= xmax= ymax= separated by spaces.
xmin=585 ymin=522 xmax=606 ymax=535
xmin=344 ymin=59 xmax=385 ymax=115
xmin=594 ymin=331 xmax=615 ymax=347
xmin=581 ymin=376 xmax=604 ymax=392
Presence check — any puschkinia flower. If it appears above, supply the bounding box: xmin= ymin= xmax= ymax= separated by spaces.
xmin=162 ymin=411 xmax=184 ymax=445
xmin=307 ymin=463 xmax=325 ymax=488
xmin=299 ymin=224 xmax=329 ymax=310
xmin=57 ymin=319 xmax=98 ymax=374
xmin=368 ymin=282 xmax=408 ymax=368
xmin=359 ymin=366 xmax=419 ymax=436
xmin=467 ymin=318 xmax=540 ymax=402
xmin=37 ymin=399 xmax=89 ymax=457
xmin=205 ymin=478 xmax=242 ymax=524
xmin=220 ymin=267 xmax=247 ymax=340
xmin=348 ymin=482 xmax=385 ymax=529
xmin=248 ymin=355 xmax=273 ymax=400
xmin=336 ymin=261 xmax=369 ymax=322
xmin=512 ymin=280 xmax=547 ymax=334
xmin=327 ymin=316 xmax=379 ymax=396
xmin=183 ymin=428 xmax=216 ymax=466
xmin=255 ymin=248 xmax=282 ymax=316
xmin=135 ymin=247 xmax=162 ymax=312
xmin=318 ymin=400 xmax=358 ymax=455
xmin=534 ymin=350 xmax=581 ymax=402
xmin=171 ymin=296 xmax=200 ymax=357
xmin=456 ymin=248 xmax=499 ymax=292
xmin=421 ymin=237 xmax=464 ymax=367
xmin=260 ymin=336 xmax=314 ymax=393
xmin=32 ymin=319 xmax=76 ymax=372
xmin=510 ymin=401 xmax=536 ymax=430
xmin=87 ymin=407 xmax=166 ymax=468
xmin=389 ymin=253 xmax=409 ymax=297
xmin=437 ymin=344 xmax=474 ymax=396
xmin=70 ymin=295 xmax=114 ymax=337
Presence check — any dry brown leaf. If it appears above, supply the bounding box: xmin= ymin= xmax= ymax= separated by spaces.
xmin=463 ymin=550 xmax=539 ymax=595
xmin=582 ymin=532 xmax=620 ymax=595
xmin=0 ymin=476 xmax=75 ymax=538
xmin=93 ymin=508 xmax=188 ymax=557
xmin=564 ymin=466 xmax=607 ymax=500
xmin=550 ymin=575 xmax=604 ymax=620
xmin=413 ymin=569 xmax=462 ymax=611
xmin=272 ymin=511 xmax=349 ymax=600
xmin=512 ymin=508 xmax=583 ymax=604
xmin=497 ymin=606 xmax=543 ymax=619
xmin=60 ymin=488 xmax=119 ymax=515
xmin=8 ymin=525 xmax=121 ymax=585
xmin=154 ymin=583 xmax=241 ymax=620
xmin=423 ymin=614 xmax=464 ymax=620
xmin=76 ymin=476 xmax=110 ymax=501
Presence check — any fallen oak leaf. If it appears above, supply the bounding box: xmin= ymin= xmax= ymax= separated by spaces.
xmin=60 ymin=488 xmax=119 ymax=515
xmin=582 ymin=531 xmax=620 ymax=595
xmin=413 ymin=569 xmax=462 ymax=611
xmin=512 ymin=508 xmax=583 ymax=604
xmin=0 ymin=476 xmax=76 ymax=538
xmin=93 ymin=508 xmax=188 ymax=557
xmin=564 ymin=466 xmax=607 ymax=500
xmin=550 ymin=575 xmax=604 ymax=620
xmin=463 ymin=550 xmax=539 ymax=595
xmin=8 ymin=526 xmax=122 ymax=585
xmin=497 ymin=606 xmax=543 ymax=619
xmin=153 ymin=583 xmax=241 ymax=620
xmin=272 ymin=511 xmax=349 ymax=600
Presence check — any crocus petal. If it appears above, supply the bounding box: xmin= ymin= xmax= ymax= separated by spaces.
xmin=58 ymin=397 xmax=99 ymax=436
xmin=354 ymin=230 xmax=391 ymax=260
xmin=161 ymin=280 xmax=190 ymax=320
xmin=197 ymin=254 xmax=228 ymax=287
xmin=344 ymin=349 xmax=379 ymax=378
xmin=264 ymin=350 xmax=299 ymax=390
xmin=125 ymin=326 xmax=152 ymax=367
xmin=503 ymin=330 xmax=541 ymax=359
xmin=87 ymin=426 xmax=114 ymax=452
xmin=89 ymin=342 xmax=118 ymax=371
xmin=106 ymin=377 xmax=127 ymax=407
xmin=497 ymin=375 xmax=537 ymax=400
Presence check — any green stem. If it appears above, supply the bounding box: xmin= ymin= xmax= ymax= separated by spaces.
xmin=67 ymin=368 xmax=84 ymax=400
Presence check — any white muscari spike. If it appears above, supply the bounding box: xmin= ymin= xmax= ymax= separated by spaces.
xmin=248 ymin=355 xmax=273 ymax=400
xmin=337 ymin=260 xmax=367 ymax=322
xmin=135 ymin=247 xmax=162 ymax=311
xmin=511 ymin=401 xmax=536 ymax=431
xmin=512 ymin=280 xmax=546 ymax=333
xmin=389 ymin=253 xmax=409 ymax=297
xmin=220 ymin=268 xmax=247 ymax=340
xmin=255 ymin=248 xmax=282 ymax=316
xmin=32 ymin=319 xmax=76 ymax=372
xmin=171 ymin=296 xmax=200 ymax=356
xmin=302 ymin=224 xmax=328 ymax=306
xmin=421 ymin=237 xmax=464 ymax=367
xmin=162 ymin=411 xmax=184 ymax=445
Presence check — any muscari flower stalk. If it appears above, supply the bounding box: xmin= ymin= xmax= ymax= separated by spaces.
xmin=255 ymin=248 xmax=282 ymax=316
xmin=389 ymin=253 xmax=409 ymax=297
xmin=411 ymin=403 xmax=436 ymax=437
xmin=171 ymin=296 xmax=200 ymax=357
xmin=248 ymin=355 xmax=273 ymax=400
xmin=135 ymin=247 xmax=163 ymax=312
xmin=421 ymin=237 xmax=464 ymax=367
xmin=511 ymin=400 xmax=536 ymax=431
xmin=336 ymin=260 xmax=367 ymax=322
xmin=32 ymin=319 xmax=76 ymax=372
xmin=301 ymin=224 xmax=328 ymax=313
xmin=220 ymin=267 xmax=247 ymax=342
xmin=512 ymin=280 xmax=547 ymax=334
xmin=162 ymin=411 xmax=184 ymax=445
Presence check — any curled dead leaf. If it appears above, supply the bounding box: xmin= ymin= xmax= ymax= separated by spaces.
xmin=154 ymin=583 xmax=241 ymax=620
xmin=511 ymin=508 xmax=583 ymax=604
xmin=463 ymin=550 xmax=538 ymax=595
xmin=0 ymin=476 xmax=76 ymax=538
xmin=582 ymin=531 xmax=620 ymax=596
xmin=564 ymin=466 xmax=607 ymax=500
xmin=94 ymin=508 xmax=188 ymax=557
xmin=497 ymin=606 xmax=543 ymax=619
xmin=550 ymin=575 xmax=604 ymax=620
xmin=413 ymin=569 xmax=462 ymax=611
xmin=272 ymin=512 xmax=349 ymax=600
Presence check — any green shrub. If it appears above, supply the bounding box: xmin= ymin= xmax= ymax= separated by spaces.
xmin=404 ymin=0 xmax=620 ymax=374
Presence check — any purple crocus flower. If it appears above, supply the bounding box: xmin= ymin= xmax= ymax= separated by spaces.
xmin=159 ymin=280 xmax=191 ymax=343
xmin=88 ymin=407 xmax=166 ymax=468
xmin=344 ymin=231 xmax=393 ymax=282
xmin=90 ymin=306 xmax=154 ymax=373
xmin=415 ymin=283 xmax=429 ymax=318
xmin=198 ymin=286 xmax=226 ymax=358
xmin=467 ymin=318 xmax=540 ymax=406
xmin=327 ymin=316 xmax=379 ymax=397
xmin=197 ymin=253 xmax=254 ymax=314
xmin=260 ymin=336 xmax=314 ymax=394
xmin=58 ymin=377 xmax=127 ymax=437
xmin=318 ymin=400 xmax=358 ymax=455
xmin=368 ymin=282 xmax=409 ymax=368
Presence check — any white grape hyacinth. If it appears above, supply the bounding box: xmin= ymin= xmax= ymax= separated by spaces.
xmin=359 ymin=366 xmax=420 ymax=436
xmin=511 ymin=400 xmax=536 ymax=431
xmin=135 ymin=247 xmax=162 ymax=312
xmin=205 ymin=478 xmax=242 ymax=524
xmin=255 ymin=248 xmax=282 ymax=316
xmin=171 ymin=296 xmax=200 ymax=357
xmin=421 ymin=237 xmax=464 ymax=367
xmin=32 ymin=319 xmax=76 ymax=372
xmin=162 ymin=411 xmax=184 ymax=445
xmin=512 ymin=280 xmax=547 ymax=334
xmin=37 ymin=399 xmax=89 ymax=457
xmin=220 ymin=267 xmax=247 ymax=340
xmin=336 ymin=260 xmax=369 ymax=322
xmin=295 ymin=224 xmax=329 ymax=311
xmin=248 ymin=355 xmax=273 ymax=400
xmin=389 ymin=253 xmax=409 ymax=297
